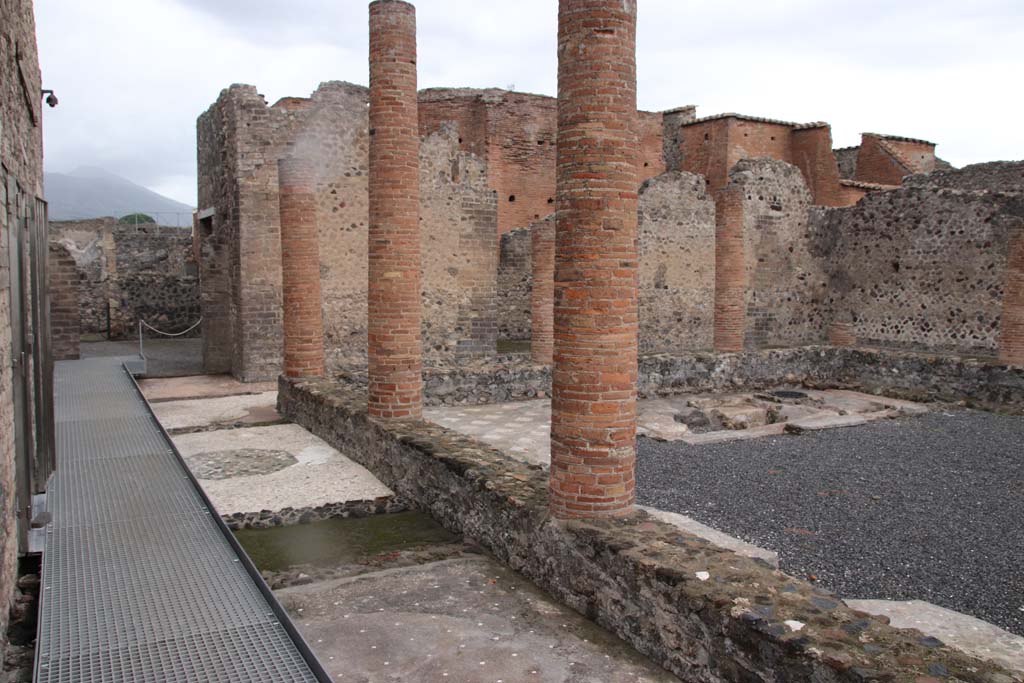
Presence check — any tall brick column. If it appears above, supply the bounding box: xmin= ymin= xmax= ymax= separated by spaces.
xmin=999 ymin=224 xmax=1024 ymax=365
xmin=368 ymin=0 xmax=423 ymax=419
xmin=549 ymin=0 xmax=639 ymax=520
xmin=278 ymin=157 xmax=326 ymax=379
xmin=713 ymin=183 xmax=746 ymax=352
xmin=530 ymin=218 xmax=555 ymax=365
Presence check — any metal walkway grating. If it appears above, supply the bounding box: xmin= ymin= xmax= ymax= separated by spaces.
xmin=36 ymin=358 xmax=328 ymax=682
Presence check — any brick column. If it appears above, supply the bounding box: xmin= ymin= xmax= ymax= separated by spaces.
xmin=549 ymin=0 xmax=639 ymax=520
xmin=713 ymin=183 xmax=746 ymax=352
xmin=999 ymin=224 xmax=1024 ymax=365
xmin=530 ymin=218 xmax=555 ymax=365
xmin=368 ymin=0 xmax=423 ymax=419
xmin=278 ymin=157 xmax=326 ymax=379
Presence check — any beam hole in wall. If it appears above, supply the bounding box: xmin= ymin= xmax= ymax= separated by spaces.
xmin=509 ymin=195 xmax=516 ymax=202
xmin=547 ymin=198 xmax=554 ymax=204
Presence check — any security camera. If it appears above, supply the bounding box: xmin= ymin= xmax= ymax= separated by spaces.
xmin=42 ymin=89 xmax=58 ymax=108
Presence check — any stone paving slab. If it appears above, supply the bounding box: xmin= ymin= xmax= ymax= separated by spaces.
xmin=276 ymin=556 xmax=680 ymax=682
xmin=846 ymin=600 xmax=1024 ymax=673
xmin=152 ymin=391 xmax=281 ymax=432
xmin=171 ymin=424 xmax=394 ymax=519
xmin=139 ymin=374 xmax=278 ymax=403
xmin=784 ymin=413 xmax=869 ymax=433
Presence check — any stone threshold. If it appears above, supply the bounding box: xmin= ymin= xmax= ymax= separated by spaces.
xmin=278 ymin=376 xmax=1023 ymax=683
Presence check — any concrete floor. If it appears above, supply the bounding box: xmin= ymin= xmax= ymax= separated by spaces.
xmin=140 ymin=373 xmax=277 ymax=402
xmin=171 ymin=423 xmax=393 ymax=518
xmin=152 ymin=390 xmax=281 ymax=432
xmin=277 ymin=556 xmax=680 ymax=682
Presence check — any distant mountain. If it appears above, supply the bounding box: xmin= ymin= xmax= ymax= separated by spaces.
xmin=44 ymin=167 xmax=195 ymax=225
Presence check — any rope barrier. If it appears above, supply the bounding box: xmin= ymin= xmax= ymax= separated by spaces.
xmin=137 ymin=318 xmax=203 ymax=360
xmin=139 ymin=318 xmax=203 ymax=337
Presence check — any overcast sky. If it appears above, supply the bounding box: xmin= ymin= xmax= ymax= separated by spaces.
xmin=35 ymin=0 xmax=1024 ymax=207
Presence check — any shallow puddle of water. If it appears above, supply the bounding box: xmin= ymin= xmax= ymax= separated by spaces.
xmin=234 ymin=512 xmax=459 ymax=572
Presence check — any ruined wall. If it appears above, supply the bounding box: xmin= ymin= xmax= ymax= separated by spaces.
xmin=733 ymin=159 xmax=829 ymax=348
xmin=420 ymin=89 xmax=557 ymax=236
xmin=48 ymin=243 xmax=80 ymax=360
xmin=497 ymin=226 xmax=531 ymax=340
xmin=419 ymin=130 xmax=498 ymax=359
xmin=638 ymin=172 xmax=716 ymax=352
xmin=674 ymin=115 xmax=846 ymax=207
xmin=197 ymin=82 xmax=498 ymax=380
xmin=420 ymin=89 xmax=677 ymax=235
xmin=50 ymin=218 xmax=199 ymax=340
xmin=814 ymin=162 xmax=1024 ymax=355
xmin=853 ymin=134 xmax=936 ymax=186
xmin=1 ymin=0 xmax=44 ymax=660
xmin=637 ymin=111 xmax=667 ymax=181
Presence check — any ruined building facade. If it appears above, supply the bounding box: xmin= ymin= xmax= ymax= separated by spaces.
xmin=197 ymin=76 xmax=1023 ymax=381
xmin=197 ymin=82 xmax=498 ymax=381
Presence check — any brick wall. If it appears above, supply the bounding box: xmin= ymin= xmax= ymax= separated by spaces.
xmin=1 ymin=0 xmax=44 ymax=661
xmin=1000 ymin=220 xmax=1024 ymax=365
xmin=197 ymin=81 xmax=498 ymax=381
xmin=674 ymin=115 xmax=846 ymax=207
xmin=853 ymin=134 xmax=936 ymax=186
xmin=420 ymin=88 xmax=681 ymax=236
xmin=50 ymin=218 xmax=199 ymax=340
xmin=814 ymin=162 xmax=1024 ymax=355
xmin=497 ymin=226 xmax=531 ymax=340
xmin=48 ymin=243 xmax=80 ymax=360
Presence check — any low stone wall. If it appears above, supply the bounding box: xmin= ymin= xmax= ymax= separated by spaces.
xmin=279 ymin=376 xmax=1021 ymax=683
xmin=336 ymin=347 xmax=1024 ymax=413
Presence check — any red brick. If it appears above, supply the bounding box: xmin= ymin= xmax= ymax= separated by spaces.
xmin=550 ymin=0 xmax=639 ymax=521
xmin=368 ymin=0 xmax=424 ymax=419
xmin=713 ymin=182 xmax=746 ymax=352
xmin=278 ymin=157 xmax=326 ymax=379
xmin=1000 ymin=224 xmax=1024 ymax=365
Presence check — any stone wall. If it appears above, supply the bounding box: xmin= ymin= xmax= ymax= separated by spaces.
xmin=1 ymin=0 xmax=44 ymax=661
xmin=497 ymin=226 xmax=531 ymax=340
xmin=733 ymin=159 xmax=829 ymax=349
xmin=48 ymin=243 xmax=80 ymax=360
xmin=197 ymin=82 xmax=498 ymax=381
xmin=50 ymin=218 xmax=199 ymax=340
xmin=280 ymin=373 xmax=1022 ymax=683
xmin=638 ymin=172 xmax=716 ymax=352
xmin=813 ymin=162 xmax=1024 ymax=355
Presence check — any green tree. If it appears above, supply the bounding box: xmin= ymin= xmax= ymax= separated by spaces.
xmin=118 ymin=212 xmax=156 ymax=225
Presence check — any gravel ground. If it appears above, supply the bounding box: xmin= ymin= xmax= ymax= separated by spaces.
xmin=637 ymin=410 xmax=1024 ymax=636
